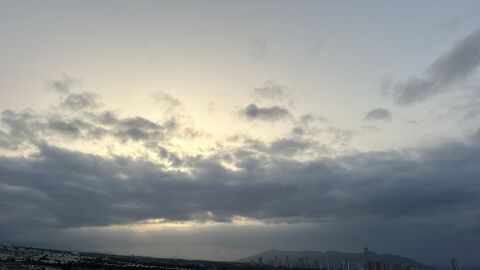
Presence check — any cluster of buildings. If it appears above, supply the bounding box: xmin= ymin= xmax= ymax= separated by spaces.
xmin=253 ymin=248 xmax=428 ymax=270
xmin=364 ymin=261 xmax=419 ymax=270
xmin=0 ymin=245 xmax=82 ymax=265
xmin=256 ymin=257 xmax=396 ymax=270
xmin=255 ymin=256 xmax=421 ymax=270
xmin=255 ymin=252 xmax=464 ymax=270
xmin=0 ymin=245 xmax=196 ymax=270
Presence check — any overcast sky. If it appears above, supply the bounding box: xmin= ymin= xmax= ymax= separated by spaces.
xmin=1 ymin=0 xmax=480 ymax=265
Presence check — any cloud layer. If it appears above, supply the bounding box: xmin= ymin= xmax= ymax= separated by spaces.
xmin=364 ymin=108 xmax=392 ymax=121
xmin=240 ymin=104 xmax=291 ymax=122
xmin=2 ymin=124 xmax=480 ymax=229
xmin=1 ymin=76 xmax=480 ymax=264
xmin=393 ymin=29 xmax=480 ymax=105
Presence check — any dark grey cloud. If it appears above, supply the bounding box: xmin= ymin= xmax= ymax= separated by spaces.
xmin=46 ymin=118 xmax=107 ymax=139
xmin=236 ymin=137 xmax=322 ymax=158
xmin=0 ymin=130 xmax=10 ymax=148
xmin=46 ymin=75 xmax=98 ymax=110
xmin=72 ymin=111 xmax=170 ymax=142
xmin=61 ymin=92 xmax=99 ymax=110
xmin=392 ymin=29 xmax=480 ymax=105
xmin=47 ymin=119 xmax=81 ymax=137
xmin=2 ymin=76 xmax=480 ymax=264
xmin=94 ymin=110 xmax=118 ymax=125
xmin=0 ymin=109 xmax=40 ymax=149
xmin=46 ymin=74 xmax=78 ymax=94
xmin=269 ymin=138 xmax=315 ymax=156
xmin=145 ymin=142 xmax=183 ymax=167
xmin=364 ymin=108 xmax=392 ymax=121
xmin=0 ymin=107 xmax=170 ymax=151
xmin=1 ymin=132 xmax=480 ymax=230
xmin=2 ymin=104 xmax=480 ymax=263
xmin=114 ymin=116 xmax=165 ymax=141
xmin=9 ymin=75 xmax=189 ymax=148
xmin=240 ymin=104 xmax=291 ymax=122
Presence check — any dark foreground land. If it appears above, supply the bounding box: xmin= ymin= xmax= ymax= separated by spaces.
xmin=0 ymin=245 xmax=443 ymax=270
xmin=0 ymin=245 xmax=296 ymax=270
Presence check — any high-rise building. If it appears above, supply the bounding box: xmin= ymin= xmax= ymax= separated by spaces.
xmin=451 ymin=258 xmax=461 ymax=270
xmin=367 ymin=261 xmax=376 ymax=270
xmin=363 ymin=247 xmax=369 ymax=270
xmin=258 ymin=256 xmax=263 ymax=265
xmin=298 ymin=257 xmax=306 ymax=268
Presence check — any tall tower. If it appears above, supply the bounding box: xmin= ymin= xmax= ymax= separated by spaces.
xmin=450 ymin=258 xmax=461 ymax=270
xmin=363 ymin=247 xmax=369 ymax=270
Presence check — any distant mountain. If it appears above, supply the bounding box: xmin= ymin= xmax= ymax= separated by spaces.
xmin=238 ymin=249 xmax=425 ymax=268
xmin=436 ymin=266 xmax=480 ymax=270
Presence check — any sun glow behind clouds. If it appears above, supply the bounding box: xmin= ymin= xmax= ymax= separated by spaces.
xmin=0 ymin=78 xmax=355 ymax=175
xmin=100 ymin=216 xmax=266 ymax=231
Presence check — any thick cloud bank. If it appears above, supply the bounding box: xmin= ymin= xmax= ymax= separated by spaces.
xmin=1 ymin=128 xmax=480 ymax=263
xmin=2 ymin=132 xmax=480 ymax=229
xmin=1 ymin=73 xmax=480 ymax=263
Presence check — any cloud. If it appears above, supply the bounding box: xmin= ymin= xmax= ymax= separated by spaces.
xmin=61 ymin=92 xmax=99 ymax=111
xmin=253 ymin=80 xmax=291 ymax=101
xmin=364 ymin=108 xmax=392 ymax=121
xmin=46 ymin=118 xmax=107 ymax=139
xmin=149 ymin=91 xmax=182 ymax=112
xmin=262 ymin=137 xmax=326 ymax=157
xmin=1 ymin=132 xmax=480 ymax=232
xmin=47 ymin=120 xmax=81 ymax=137
xmin=269 ymin=138 xmax=314 ymax=156
xmin=290 ymin=114 xmax=353 ymax=148
xmin=113 ymin=116 xmax=165 ymax=142
xmin=392 ymin=29 xmax=480 ymax=105
xmin=0 ymin=107 xmax=169 ymax=151
xmin=240 ymin=104 xmax=291 ymax=122
xmin=1 ymin=89 xmax=480 ymax=264
xmin=46 ymin=74 xmax=78 ymax=94
xmin=3 ymin=76 xmax=480 ymax=264
xmin=0 ymin=109 xmax=40 ymax=149
xmin=237 ymin=137 xmax=324 ymax=159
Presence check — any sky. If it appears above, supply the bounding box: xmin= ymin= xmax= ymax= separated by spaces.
xmin=1 ymin=0 xmax=480 ymax=265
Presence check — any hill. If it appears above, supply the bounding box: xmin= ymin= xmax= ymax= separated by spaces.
xmin=238 ymin=249 xmax=425 ymax=268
